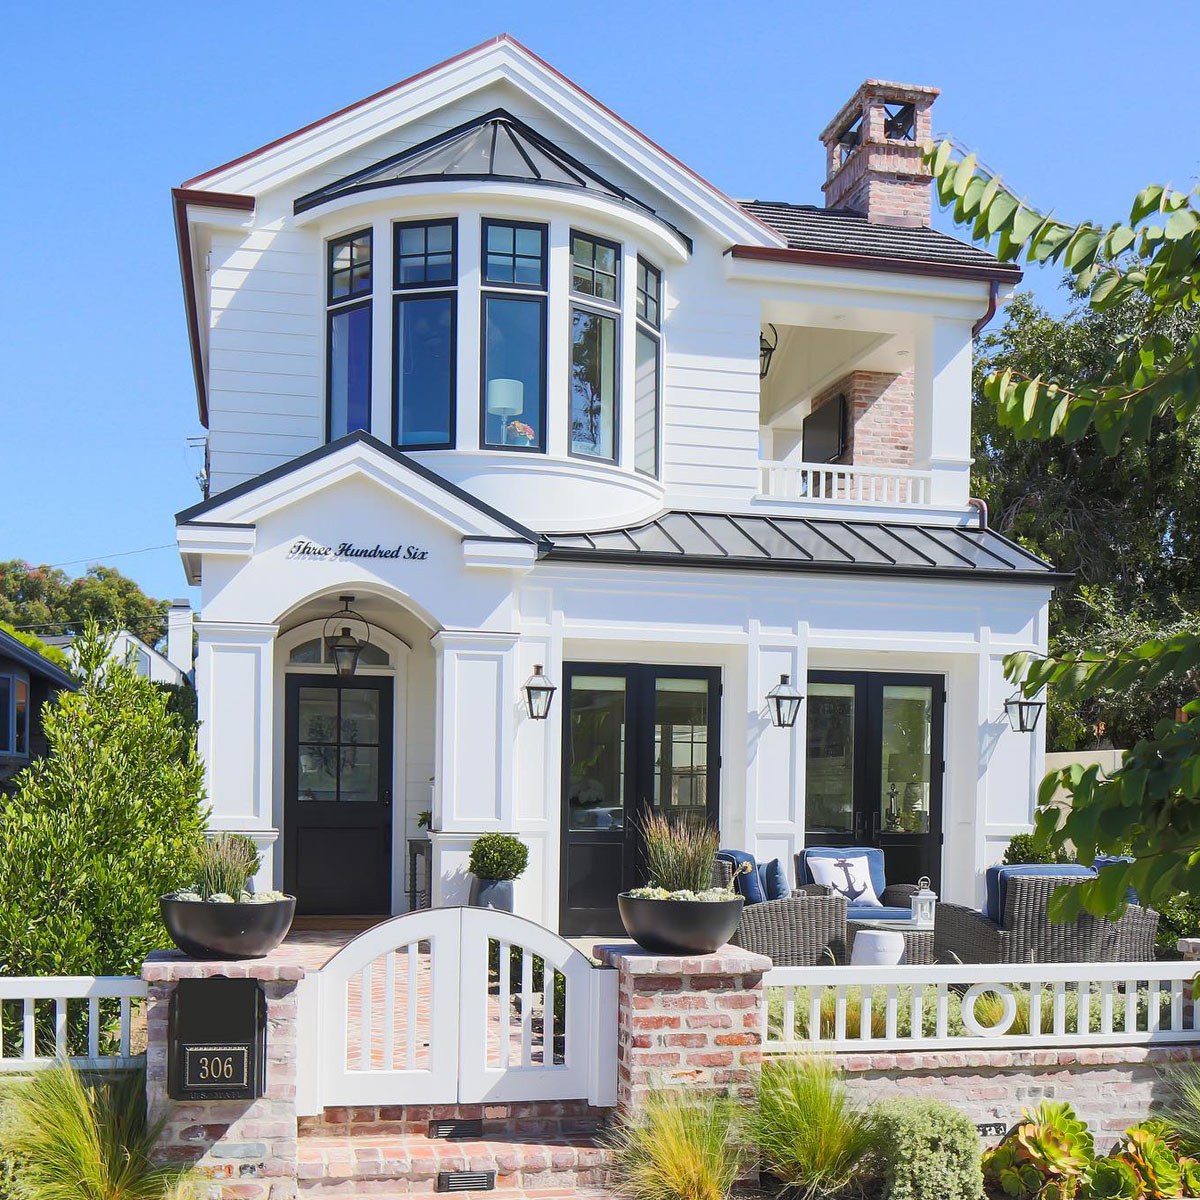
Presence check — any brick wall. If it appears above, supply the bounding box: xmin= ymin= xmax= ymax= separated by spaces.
xmin=810 ymin=370 xmax=914 ymax=468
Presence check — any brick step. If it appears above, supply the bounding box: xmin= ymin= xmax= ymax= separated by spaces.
xmin=299 ymin=1103 xmax=607 ymax=1142
xmin=296 ymin=1132 xmax=613 ymax=1196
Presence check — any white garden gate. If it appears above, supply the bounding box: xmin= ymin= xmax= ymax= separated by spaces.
xmin=296 ymin=907 xmax=617 ymax=1113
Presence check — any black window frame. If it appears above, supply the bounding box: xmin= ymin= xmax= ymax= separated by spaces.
xmin=391 ymin=289 xmax=457 ymax=452
xmin=479 ymin=291 xmax=548 ymax=454
xmin=326 ymin=228 xmax=374 ymax=307
xmin=636 ymin=256 xmax=661 ymax=329
xmin=392 ymin=218 xmax=458 ymax=291
xmin=568 ymin=303 xmax=620 ymax=464
xmin=0 ymin=671 xmax=29 ymax=759
xmin=324 ymin=297 xmax=373 ymax=443
xmin=481 ymin=218 xmax=548 ymax=291
xmin=570 ymin=230 xmax=622 ymax=304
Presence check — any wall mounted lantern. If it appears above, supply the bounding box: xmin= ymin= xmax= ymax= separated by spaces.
xmin=323 ymin=595 xmax=371 ymax=678
xmin=766 ymin=673 xmax=804 ymax=728
xmin=523 ymin=664 xmax=557 ymax=720
xmin=759 ymin=324 xmax=779 ymax=379
xmin=1004 ymin=691 xmax=1046 ymax=733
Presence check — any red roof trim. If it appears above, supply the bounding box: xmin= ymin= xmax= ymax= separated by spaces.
xmin=728 ymin=243 xmax=1023 ymax=284
xmin=178 ymin=34 xmax=779 ymax=242
xmin=172 ymin=188 xmax=257 ymax=427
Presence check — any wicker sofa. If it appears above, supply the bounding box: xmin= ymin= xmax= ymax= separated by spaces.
xmin=712 ymin=858 xmax=848 ymax=965
xmin=935 ymin=867 xmax=1159 ymax=964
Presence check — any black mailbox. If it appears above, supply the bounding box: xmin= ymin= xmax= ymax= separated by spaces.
xmin=168 ymin=977 xmax=266 ymax=1101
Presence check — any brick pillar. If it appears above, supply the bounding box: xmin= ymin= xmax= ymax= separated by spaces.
xmin=143 ymin=953 xmax=304 ymax=1200
xmin=594 ymin=945 xmax=770 ymax=1112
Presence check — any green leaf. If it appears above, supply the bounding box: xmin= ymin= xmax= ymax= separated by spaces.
xmin=1131 ymin=185 xmax=1165 ymax=223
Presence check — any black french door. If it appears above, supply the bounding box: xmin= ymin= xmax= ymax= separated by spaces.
xmin=804 ymin=671 xmax=945 ymax=890
xmin=284 ymin=674 xmax=393 ymax=916
xmin=559 ymin=664 xmax=721 ymax=936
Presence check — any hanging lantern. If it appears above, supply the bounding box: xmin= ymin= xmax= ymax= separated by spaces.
xmin=766 ymin=673 xmax=803 ymax=728
xmin=910 ymin=876 xmax=937 ymax=928
xmin=1004 ymin=691 xmax=1045 ymax=733
xmin=759 ymin=324 xmax=779 ymax=379
xmin=523 ymin=664 xmax=557 ymax=720
xmin=322 ymin=596 xmax=371 ymax=678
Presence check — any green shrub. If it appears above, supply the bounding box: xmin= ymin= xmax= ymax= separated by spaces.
xmin=0 ymin=1062 xmax=190 ymax=1200
xmin=1002 ymin=833 xmax=1075 ymax=866
xmin=1155 ymin=893 xmax=1200 ymax=955
xmin=873 ymin=1098 xmax=982 ymax=1200
xmin=640 ymin=814 xmax=719 ymax=892
xmin=0 ymin=621 xmax=208 ymax=975
xmin=192 ymin=833 xmax=261 ymax=899
xmin=745 ymin=1058 xmax=879 ymax=1200
xmin=468 ymin=833 xmax=529 ymax=881
xmin=604 ymin=1089 xmax=742 ymax=1200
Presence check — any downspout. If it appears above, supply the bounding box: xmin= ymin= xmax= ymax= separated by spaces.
xmin=971 ymin=279 xmax=1000 ymax=338
xmin=968 ymin=497 xmax=988 ymax=529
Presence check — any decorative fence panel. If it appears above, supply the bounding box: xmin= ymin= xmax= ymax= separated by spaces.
xmin=762 ymin=961 xmax=1200 ymax=1055
xmin=760 ymin=461 xmax=934 ymax=507
xmin=0 ymin=976 xmax=147 ymax=1072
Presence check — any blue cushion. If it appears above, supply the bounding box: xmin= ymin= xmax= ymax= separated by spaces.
xmin=717 ymin=850 xmax=764 ymax=904
xmin=984 ymin=863 xmax=1096 ymax=925
xmin=849 ymin=905 xmax=913 ymax=921
xmin=1094 ymin=855 xmax=1139 ymax=904
xmin=800 ymin=847 xmax=886 ymax=899
xmin=757 ymin=859 xmax=789 ymax=901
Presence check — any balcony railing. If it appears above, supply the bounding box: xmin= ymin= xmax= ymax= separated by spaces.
xmin=760 ymin=460 xmax=933 ymax=506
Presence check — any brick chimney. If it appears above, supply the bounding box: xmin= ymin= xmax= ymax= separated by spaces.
xmin=819 ymin=80 xmax=940 ymax=227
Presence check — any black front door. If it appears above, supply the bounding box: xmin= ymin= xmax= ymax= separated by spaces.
xmin=559 ymin=664 xmax=721 ymax=936
xmin=284 ymin=674 xmax=393 ymax=916
xmin=804 ymin=671 xmax=945 ymax=890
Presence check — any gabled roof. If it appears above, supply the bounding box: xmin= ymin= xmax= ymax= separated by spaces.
xmin=736 ymin=201 xmax=1022 ymax=281
xmin=0 ymin=628 xmax=77 ymax=690
xmin=541 ymin=511 xmax=1065 ymax=585
xmin=295 ymin=109 xmax=686 ymax=245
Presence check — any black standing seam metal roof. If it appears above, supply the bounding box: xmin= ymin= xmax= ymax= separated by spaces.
xmin=738 ymin=200 xmax=1021 ymax=275
xmin=539 ymin=511 xmax=1066 ymax=584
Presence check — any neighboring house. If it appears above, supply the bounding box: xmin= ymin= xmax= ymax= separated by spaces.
xmin=172 ymin=37 xmax=1058 ymax=931
xmin=0 ymin=627 xmax=77 ymax=792
xmin=43 ymin=601 xmax=195 ymax=687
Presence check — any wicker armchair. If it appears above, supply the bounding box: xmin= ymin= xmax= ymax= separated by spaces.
xmin=935 ymin=873 xmax=1159 ymax=964
xmin=711 ymin=858 xmax=849 ymax=965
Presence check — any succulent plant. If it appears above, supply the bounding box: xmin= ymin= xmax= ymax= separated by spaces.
xmin=1085 ymin=1157 xmax=1141 ymax=1200
xmin=985 ymin=1101 xmax=1095 ymax=1200
xmin=1117 ymin=1124 xmax=1184 ymax=1198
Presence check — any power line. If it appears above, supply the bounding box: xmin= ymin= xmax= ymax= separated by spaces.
xmin=41 ymin=543 xmax=177 ymax=570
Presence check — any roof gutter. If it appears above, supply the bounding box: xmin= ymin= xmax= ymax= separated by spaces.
xmin=727 ymin=243 xmax=1023 ymax=285
xmin=172 ymin=187 xmax=256 ymax=427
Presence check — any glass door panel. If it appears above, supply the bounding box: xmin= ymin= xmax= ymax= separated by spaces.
xmin=651 ymin=678 xmax=709 ymax=826
xmin=805 ymin=682 xmax=857 ymax=837
xmin=879 ymin=685 xmax=933 ymax=836
xmin=566 ymin=676 xmax=627 ymax=832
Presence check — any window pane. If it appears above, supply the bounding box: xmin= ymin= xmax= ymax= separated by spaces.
xmin=338 ymin=745 xmax=379 ymax=803
xmin=297 ymin=745 xmax=337 ymax=801
xmin=298 ymin=687 xmax=338 ymax=744
xmin=637 ymin=259 xmax=660 ymax=328
xmin=483 ymin=223 xmax=545 ymax=288
xmin=651 ymin=678 xmax=709 ymax=822
xmin=358 ymin=642 xmax=389 ymax=666
xmin=13 ymin=680 xmax=26 ymax=755
xmin=634 ymin=329 xmax=659 ymax=476
xmin=482 ymin=295 xmax=544 ymax=449
xmin=330 ymin=231 xmax=371 ymax=301
xmin=566 ymin=676 xmax=627 ymax=832
xmin=289 ymin=639 xmax=322 ymax=664
xmin=880 ymin=685 xmax=933 ymax=835
xmin=514 ymin=256 xmax=542 ymax=286
xmin=340 ymin=688 xmax=380 ymax=745
xmin=427 ymin=224 xmax=452 ymax=252
xmin=395 ymin=294 xmax=453 ymax=447
xmin=488 ymin=224 xmax=514 ymax=254
xmin=394 ymin=221 xmax=456 ymax=288
xmin=571 ymin=308 xmax=617 ymax=460
xmin=806 ymin=683 xmax=856 ymax=835
xmin=328 ymin=305 xmax=371 ymax=438
xmin=0 ymin=677 xmax=11 ymax=753
xmin=515 ymin=227 xmax=542 ymax=256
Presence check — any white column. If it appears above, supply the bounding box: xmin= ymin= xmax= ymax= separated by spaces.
xmin=429 ymin=630 xmax=519 ymax=906
xmin=913 ymin=316 xmax=974 ymax=507
xmin=195 ymin=620 xmax=279 ymax=888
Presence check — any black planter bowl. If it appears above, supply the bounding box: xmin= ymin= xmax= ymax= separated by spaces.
xmin=617 ymin=893 xmax=744 ymax=956
xmin=160 ymin=896 xmax=297 ymax=960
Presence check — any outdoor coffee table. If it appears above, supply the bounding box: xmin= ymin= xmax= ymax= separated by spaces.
xmin=848 ymin=916 xmax=935 ymax=965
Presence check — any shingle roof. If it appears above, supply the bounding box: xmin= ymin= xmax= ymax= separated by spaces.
xmin=0 ymin=628 xmax=77 ymax=690
xmin=541 ymin=511 xmax=1064 ymax=584
xmin=738 ymin=201 xmax=1020 ymax=276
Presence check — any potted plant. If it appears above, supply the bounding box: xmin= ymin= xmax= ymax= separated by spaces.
xmin=618 ymin=816 xmax=745 ymax=955
xmin=468 ymin=833 xmax=529 ymax=912
xmin=160 ymin=833 xmax=296 ymax=959
xmin=417 ymin=810 xmax=432 ymax=836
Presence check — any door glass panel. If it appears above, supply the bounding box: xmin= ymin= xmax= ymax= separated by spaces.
xmin=340 ymin=688 xmax=380 ymax=745
xmin=566 ymin=676 xmax=626 ymax=831
xmin=651 ymin=678 xmax=709 ymax=825
xmin=880 ymin=685 xmax=933 ymax=834
xmin=298 ymin=688 xmax=338 ymax=744
xmin=806 ymin=683 xmax=856 ymax=835
xmin=338 ymin=745 xmax=379 ymax=803
xmin=297 ymin=744 xmax=338 ymax=801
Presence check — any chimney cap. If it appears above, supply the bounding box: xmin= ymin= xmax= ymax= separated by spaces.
xmin=819 ymin=79 xmax=940 ymax=145
xmin=170 ymin=598 xmax=192 ymax=609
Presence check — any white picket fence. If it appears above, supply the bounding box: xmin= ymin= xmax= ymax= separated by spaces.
xmin=0 ymin=976 xmax=147 ymax=1072
xmin=759 ymin=460 xmax=934 ymax=506
xmin=763 ymin=961 xmax=1200 ymax=1055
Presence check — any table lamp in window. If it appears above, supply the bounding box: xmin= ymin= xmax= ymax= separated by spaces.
xmin=487 ymin=378 xmax=523 ymax=445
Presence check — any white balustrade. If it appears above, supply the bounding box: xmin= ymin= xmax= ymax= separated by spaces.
xmin=762 ymin=961 xmax=1200 ymax=1055
xmin=759 ymin=460 xmax=934 ymax=506
xmin=0 ymin=976 xmax=147 ymax=1072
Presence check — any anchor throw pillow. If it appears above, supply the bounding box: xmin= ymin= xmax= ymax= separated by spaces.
xmin=807 ymin=855 xmax=881 ymax=907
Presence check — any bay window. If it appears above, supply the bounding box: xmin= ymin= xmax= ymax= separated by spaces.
xmin=569 ymin=233 xmax=620 ymax=461
xmin=634 ymin=257 xmax=662 ymax=476
xmin=393 ymin=220 xmax=456 ymax=449
xmin=326 ymin=230 xmax=372 ymax=440
xmin=481 ymin=220 xmax=547 ymax=451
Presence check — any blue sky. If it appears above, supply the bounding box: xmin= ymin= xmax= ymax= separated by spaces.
xmin=2 ymin=0 xmax=1197 ymax=605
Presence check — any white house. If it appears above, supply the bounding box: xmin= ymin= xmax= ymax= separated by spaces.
xmin=44 ymin=601 xmax=194 ymax=686
xmin=172 ymin=37 xmax=1059 ymax=932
